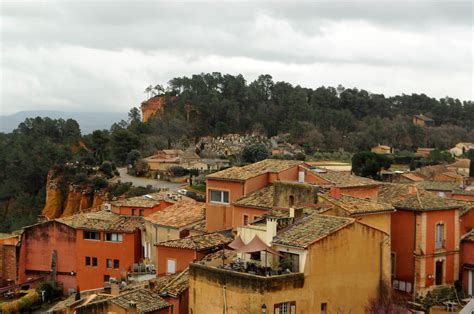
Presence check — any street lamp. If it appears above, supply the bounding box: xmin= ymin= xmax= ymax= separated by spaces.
xmin=261 ymin=304 xmax=267 ymax=314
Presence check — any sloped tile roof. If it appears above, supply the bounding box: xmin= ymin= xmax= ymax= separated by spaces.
xmin=150 ymin=269 xmax=189 ymax=297
xmin=206 ymin=159 xmax=303 ymax=181
xmin=234 ymin=185 xmax=274 ymax=209
xmin=320 ymin=193 xmax=394 ymax=215
xmin=110 ymin=288 xmax=169 ymax=313
xmin=145 ymin=199 xmax=205 ymax=228
xmin=415 ymin=180 xmax=460 ymax=191
xmin=112 ymin=192 xmax=166 ymax=208
xmin=379 ymin=183 xmax=471 ymax=212
xmin=156 ymin=232 xmax=232 ymax=250
xmin=272 ymin=214 xmax=354 ymax=248
xmin=401 ymin=172 xmax=426 ymax=182
xmin=305 ymin=167 xmax=381 ymax=187
xmin=57 ymin=210 xmax=144 ymax=232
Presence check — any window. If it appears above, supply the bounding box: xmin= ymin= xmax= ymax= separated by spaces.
xmin=274 ymin=302 xmax=295 ymax=314
xmin=435 ymin=223 xmax=444 ymax=249
xmin=84 ymin=231 xmax=100 ymax=240
xmin=114 ymin=259 xmax=119 ymax=269
xmin=391 ymin=252 xmax=396 ymax=277
xmin=243 ymin=215 xmax=249 ymax=226
xmin=139 ymin=209 xmax=144 ymax=216
xmin=132 ymin=208 xmax=136 ymax=216
xmin=105 ymin=233 xmax=123 ymax=242
xmin=289 ymin=195 xmax=295 ymax=207
xmin=104 ymin=275 xmax=110 ymax=282
xmin=106 ymin=259 xmax=112 ymax=268
xmin=167 ymin=259 xmax=176 ymax=274
xmin=321 ymin=303 xmax=327 ymax=314
xmin=209 ymin=190 xmax=229 ymax=204
xmin=92 ymin=257 xmax=98 ymax=267
xmin=85 ymin=256 xmax=91 ymax=266
xmin=280 ymin=252 xmax=300 ymax=273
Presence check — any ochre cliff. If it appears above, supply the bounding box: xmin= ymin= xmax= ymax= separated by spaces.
xmin=141 ymin=95 xmax=177 ymax=122
xmin=42 ymin=171 xmax=108 ymax=219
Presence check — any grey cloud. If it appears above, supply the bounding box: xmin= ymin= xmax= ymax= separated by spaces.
xmin=0 ymin=0 xmax=472 ymax=115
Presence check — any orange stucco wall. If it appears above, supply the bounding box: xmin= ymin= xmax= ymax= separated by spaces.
xmin=75 ymin=229 xmax=141 ymax=290
xmin=461 ymin=210 xmax=474 ymax=235
xmin=303 ymin=171 xmax=329 ymax=185
xmin=275 ymin=166 xmax=299 ymax=182
xmin=19 ymin=222 xmax=142 ymax=292
xmin=155 ymin=246 xmax=197 ymax=276
xmin=391 ymin=211 xmax=415 ymax=283
xmin=421 ymin=209 xmax=457 ymax=287
xmin=341 ymin=186 xmax=379 ymax=199
xmin=113 ymin=201 xmax=172 ymax=217
xmin=19 ymin=221 xmax=78 ymax=292
xmin=243 ymin=174 xmax=268 ymax=195
xmin=232 ymin=205 xmax=268 ymax=227
xmin=205 ymin=179 xmax=244 ymax=231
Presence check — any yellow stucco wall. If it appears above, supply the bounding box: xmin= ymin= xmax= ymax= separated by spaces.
xmin=189 ymin=222 xmax=390 ymax=314
xmin=357 ymin=212 xmax=391 ymax=235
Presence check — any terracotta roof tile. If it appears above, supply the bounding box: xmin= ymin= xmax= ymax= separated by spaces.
xmin=150 ymin=269 xmax=189 ymax=297
xmin=156 ymin=232 xmax=232 ymax=250
xmin=206 ymin=159 xmax=303 ymax=181
xmin=110 ymin=288 xmax=169 ymax=313
xmin=305 ymin=167 xmax=381 ymax=187
xmin=272 ymin=214 xmax=354 ymax=248
xmin=415 ymin=181 xmax=460 ymax=191
xmin=57 ymin=210 xmax=143 ymax=232
xmin=112 ymin=192 xmax=166 ymax=208
xmin=145 ymin=199 xmax=205 ymax=228
xmin=380 ymin=185 xmax=466 ymax=211
xmin=320 ymin=193 xmax=394 ymax=215
xmin=400 ymin=172 xmax=425 ymax=182
xmin=234 ymin=185 xmax=274 ymax=209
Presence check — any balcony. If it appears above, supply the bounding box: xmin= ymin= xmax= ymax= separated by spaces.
xmin=189 ymin=263 xmax=304 ymax=293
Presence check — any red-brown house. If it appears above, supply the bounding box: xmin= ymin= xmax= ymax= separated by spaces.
xmin=18 ymin=211 xmax=143 ymax=292
xmin=111 ymin=192 xmax=175 ymax=217
xmin=386 ymin=185 xmax=465 ymax=295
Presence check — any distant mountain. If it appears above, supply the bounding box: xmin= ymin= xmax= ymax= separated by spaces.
xmin=0 ymin=110 xmax=128 ymax=134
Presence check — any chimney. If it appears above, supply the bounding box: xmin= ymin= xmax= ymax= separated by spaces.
xmin=294 ymin=208 xmax=304 ymax=220
xmin=298 ymin=171 xmax=305 ymax=183
xmin=330 ymin=187 xmax=341 ymax=199
xmin=265 ymin=217 xmax=278 ymax=244
xmin=128 ymin=301 xmax=138 ymax=314
xmin=408 ymin=186 xmax=418 ymax=195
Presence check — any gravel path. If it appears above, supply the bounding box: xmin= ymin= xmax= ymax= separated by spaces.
xmin=112 ymin=168 xmax=182 ymax=192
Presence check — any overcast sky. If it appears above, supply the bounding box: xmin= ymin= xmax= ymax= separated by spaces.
xmin=0 ymin=0 xmax=472 ymax=115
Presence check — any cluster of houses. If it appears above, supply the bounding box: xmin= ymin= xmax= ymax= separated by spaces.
xmin=1 ymin=159 xmax=473 ymax=313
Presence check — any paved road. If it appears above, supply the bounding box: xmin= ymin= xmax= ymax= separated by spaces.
xmin=112 ymin=168 xmax=182 ymax=192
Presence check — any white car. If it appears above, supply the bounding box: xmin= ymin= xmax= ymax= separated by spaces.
xmin=177 ymin=189 xmax=187 ymax=195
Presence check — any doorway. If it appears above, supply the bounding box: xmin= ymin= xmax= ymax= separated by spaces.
xmin=435 ymin=260 xmax=443 ymax=285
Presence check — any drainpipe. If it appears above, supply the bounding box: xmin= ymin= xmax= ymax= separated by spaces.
xmin=223 ymin=286 xmax=228 ymax=314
